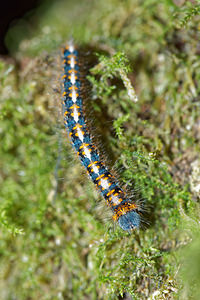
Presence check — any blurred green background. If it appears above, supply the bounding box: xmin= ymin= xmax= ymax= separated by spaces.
xmin=0 ymin=0 xmax=200 ymax=299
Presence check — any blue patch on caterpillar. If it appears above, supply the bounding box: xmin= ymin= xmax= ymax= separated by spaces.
xmin=118 ymin=210 xmax=140 ymax=231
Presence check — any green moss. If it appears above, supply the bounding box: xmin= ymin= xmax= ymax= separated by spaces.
xmin=0 ymin=0 xmax=200 ymax=299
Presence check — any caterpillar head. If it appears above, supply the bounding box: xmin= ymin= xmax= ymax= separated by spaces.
xmin=117 ymin=210 xmax=140 ymax=231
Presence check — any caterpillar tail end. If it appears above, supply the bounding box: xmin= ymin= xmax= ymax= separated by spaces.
xmin=117 ymin=210 xmax=140 ymax=231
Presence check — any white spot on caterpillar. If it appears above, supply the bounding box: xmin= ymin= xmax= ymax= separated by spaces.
xmin=110 ymin=194 xmax=121 ymax=205
xmin=100 ymin=178 xmax=110 ymax=190
xmin=73 ymin=107 xmax=79 ymax=122
xmin=71 ymin=72 xmax=76 ymax=85
xmin=84 ymin=146 xmax=91 ymax=160
xmin=69 ymin=45 xmax=74 ymax=53
xmin=93 ymin=165 xmax=99 ymax=174
xmin=77 ymin=128 xmax=84 ymax=142
xmin=70 ymin=57 xmax=75 ymax=68
xmin=72 ymin=88 xmax=77 ymax=102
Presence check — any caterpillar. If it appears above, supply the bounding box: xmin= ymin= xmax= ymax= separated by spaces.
xmin=61 ymin=42 xmax=140 ymax=231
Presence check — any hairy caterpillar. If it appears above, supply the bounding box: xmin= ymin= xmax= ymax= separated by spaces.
xmin=61 ymin=42 xmax=140 ymax=231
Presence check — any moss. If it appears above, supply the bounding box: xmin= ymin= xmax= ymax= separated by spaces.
xmin=1 ymin=0 xmax=200 ymax=299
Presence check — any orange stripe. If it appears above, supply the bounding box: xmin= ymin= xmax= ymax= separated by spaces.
xmin=69 ymin=104 xmax=80 ymax=109
xmin=67 ymin=54 xmax=76 ymax=58
xmin=68 ymin=75 xmax=78 ymax=81
xmin=71 ymin=112 xmax=80 ymax=117
xmin=88 ymin=161 xmax=98 ymax=168
xmin=106 ymin=189 xmax=115 ymax=197
xmin=69 ymin=86 xmax=78 ymax=90
xmin=79 ymin=143 xmax=89 ymax=150
xmin=67 ymin=59 xmax=77 ymax=65
xmin=95 ymin=174 xmax=105 ymax=181
xmin=68 ymin=69 xmax=77 ymax=74
xmin=69 ymin=92 xmax=79 ymax=98
xmin=73 ymin=124 xmax=82 ymax=130
xmin=112 ymin=203 xmax=137 ymax=221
